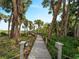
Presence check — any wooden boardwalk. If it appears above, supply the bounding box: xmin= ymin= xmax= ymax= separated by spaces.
xmin=28 ymin=35 xmax=51 ymax=59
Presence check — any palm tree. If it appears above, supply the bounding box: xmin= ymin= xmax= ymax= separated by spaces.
xmin=43 ymin=23 xmax=50 ymax=36
xmin=34 ymin=19 xmax=44 ymax=33
xmin=34 ymin=19 xmax=44 ymax=29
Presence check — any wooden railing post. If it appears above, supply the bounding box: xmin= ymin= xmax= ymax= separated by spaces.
xmin=19 ymin=41 xmax=26 ymax=59
xmin=55 ymin=42 xmax=64 ymax=59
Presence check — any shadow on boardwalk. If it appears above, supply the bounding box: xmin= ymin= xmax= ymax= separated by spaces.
xmin=28 ymin=35 xmax=51 ymax=59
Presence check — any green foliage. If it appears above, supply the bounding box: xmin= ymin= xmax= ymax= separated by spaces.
xmin=42 ymin=0 xmax=53 ymax=14
xmin=42 ymin=0 xmax=62 ymax=14
xmin=28 ymin=21 xmax=33 ymax=30
xmin=0 ymin=32 xmax=8 ymax=36
xmin=22 ymin=0 xmax=32 ymax=14
xmin=0 ymin=0 xmax=32 ymax=13
xmin=23 ymin=19 xmax=28 ymax=27
xmin=21 ymin=32 xmax=28 ymax=37
xmin=74 ymin=54 xmax=79 ymax=59
xmin=34 ymin=19 xmax=44 ymax=28
xmin=0 ymin=33 xmax=36 ymax=59
xmin=47 ymin=35 xmax=79 ymax=59
xmin=0 ymin=56 xmax=7 ymax=59
xmin=42 ymin=0 xmax=50 ymax=8
xmin=0 ymin=0 xmax=12 ymax=13
xmin=0 ymin=36 xmax=19 ymax=59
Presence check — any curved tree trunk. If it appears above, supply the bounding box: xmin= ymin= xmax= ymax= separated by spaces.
xmin=10 ymin=0 xmax=17 ymax=38
xmin=48 ymin=0 xmax=62 ymax=40
xmin=48 ymin=15 xmax=57 ymax=40
xmin=10 ymin=0 xmax=20 ymax=44
xmin=10 ymin=17 xmax=15 ymax=38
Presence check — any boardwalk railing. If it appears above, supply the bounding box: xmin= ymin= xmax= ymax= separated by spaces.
xmin=55 ymin=42 xmax=64 ymax=59
xmin=19 ymin=41 xmax=26 ymax=59
xmin=47 ymin=40 xmax=73 ymax=59
xmin=10 ymin=38 xmax=74 ymax=59
xmin=9 ymin=41 xmax=28 ymax=59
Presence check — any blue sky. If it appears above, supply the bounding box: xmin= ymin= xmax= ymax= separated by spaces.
xmin=25 ymin=0 xmax=52 ymax=22
xmin=0 ymin=0 xmax=52 ymax=30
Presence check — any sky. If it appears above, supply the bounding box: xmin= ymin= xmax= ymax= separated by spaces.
xmin=25 ymin=0 xmax=52 ymax=22
xmin=0 ymin=0 xmax=61 ymax=30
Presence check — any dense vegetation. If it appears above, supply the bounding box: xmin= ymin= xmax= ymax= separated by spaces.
xmin=0 ymin=31 xmax=36 ymax=59
xmin=38 ymin=25 xmax=79 ymax=59
xmin=0 ymin=0 xmax=79 ymax=59
xmin=41 ymin=0 xmax=79 ymax=59
xmin=47 ymin=36 xmax=79 ymax=59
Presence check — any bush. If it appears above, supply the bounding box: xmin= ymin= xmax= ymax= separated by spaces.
xmin=0 ymin=34 xmax=36 ymax=59
xmin=0 ymin=32 xmax=8 ymax=36
xmin=47 ymin=35 xmax=79 ymax=59
xmin=0 ymin=56 xmax=7 ymax=59
xmin=74 ymin=54 xmax=79 ymax=59
xmin=0 ymin=37 xmax=19 ymax=59
xmin=21 ymin=33 xmax=27 ymax=37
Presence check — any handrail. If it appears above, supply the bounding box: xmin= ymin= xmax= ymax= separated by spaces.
xmin=47 ymin=42 xmax=73 ymax=59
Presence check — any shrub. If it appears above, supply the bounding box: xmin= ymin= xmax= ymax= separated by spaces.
xmin=0 ymin=34 xmax=36 ymax=59
xmin=0 ymin=32 xmax=8 ymax=36
xmin=47 ymin=35 xmax=79 ymax=59
xmin=0 ymin=56 xmax=7 ymax=59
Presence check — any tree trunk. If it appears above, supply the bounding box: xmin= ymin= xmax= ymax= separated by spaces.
xmin=48 ymin=0 xmax=62 ymax=40
xmin=61 ymin=0 xmax=69 ymax=36
xmin=15 ymin=23 xmax=19 ymax=44
xmin=8 ymin=18 xmax=10 ymax=38
xmin=10 ymin=0 xmax=20 ymax=43
xmin=10 ymin=17 xmax=15 ymax=38
xmin=48 ymin=15 xmax=57 ymax=40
